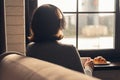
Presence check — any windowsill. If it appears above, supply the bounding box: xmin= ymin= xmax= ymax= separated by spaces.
xmin=94 ymin=62 xmax=120 ymax=71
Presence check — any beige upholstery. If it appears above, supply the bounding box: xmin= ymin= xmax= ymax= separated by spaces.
xmin=0 ymin=53 xmax=100 ymax=80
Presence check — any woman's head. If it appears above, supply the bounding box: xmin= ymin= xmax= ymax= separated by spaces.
xmin=29 ymin=4 xmax=66 ymax=42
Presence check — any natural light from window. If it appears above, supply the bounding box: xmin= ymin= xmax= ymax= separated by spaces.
xmin=37 ymin=0 xmax=115 ymax=50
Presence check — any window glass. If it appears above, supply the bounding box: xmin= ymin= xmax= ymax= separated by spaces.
xmin=59 ymin=14 xmax=76 ymax=47
xmin=79 ymin=0 xmax=115 ymax=12
xmin=37 ymin=0 xmax=76 ymax=12
xmin=78 ymin=13 xmax=115 ymax=49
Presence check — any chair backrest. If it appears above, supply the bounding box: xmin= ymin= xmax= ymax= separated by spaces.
xmin=0 ymin=52 xmax=100 ymax=80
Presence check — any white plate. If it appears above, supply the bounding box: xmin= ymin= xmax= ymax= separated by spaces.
xmin=94 ymin=61 xmax=111 ymax=65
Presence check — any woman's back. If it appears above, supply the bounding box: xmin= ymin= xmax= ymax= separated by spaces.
xmin=27 ymin=4 xmax=85 ymax=73
xmin=27 ymin=41 xmax=84 ymax=73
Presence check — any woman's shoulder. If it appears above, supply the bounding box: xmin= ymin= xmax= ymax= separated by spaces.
xmin=27 ymin=42 xmax=35 ymax=46
xmin=27 ymin=42 xmax=39 ymax=49
xmin=27 ymin=41 xmax=76 ymax=50
xmin=57 ymin=42 xmax=76 ymax=49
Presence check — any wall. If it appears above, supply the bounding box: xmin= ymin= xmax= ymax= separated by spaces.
xmin=4 ymin=0 xmax=25 ymax=53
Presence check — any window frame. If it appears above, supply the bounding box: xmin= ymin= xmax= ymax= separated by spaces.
xmin=25 ymin=0 xmax=120 ymax=61
xmin=0 ymin=0 xmax=6 ymax=54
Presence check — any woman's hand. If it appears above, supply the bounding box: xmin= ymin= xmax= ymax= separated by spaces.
xmin=84 ymin=58 xmax=94 ymax=69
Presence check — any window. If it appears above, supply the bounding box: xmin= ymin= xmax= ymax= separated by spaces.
xmin=26 ymin=0 xmax=120 ymax=60
xmin=37 ymin=0 xmax=115 ymax=50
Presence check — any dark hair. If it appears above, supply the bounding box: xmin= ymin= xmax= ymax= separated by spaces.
xmin=29 ymin=4 xmax=66 ymax=42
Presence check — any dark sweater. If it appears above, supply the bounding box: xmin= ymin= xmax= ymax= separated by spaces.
xmin=26 ymin=41 xmax=84 ymax=73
